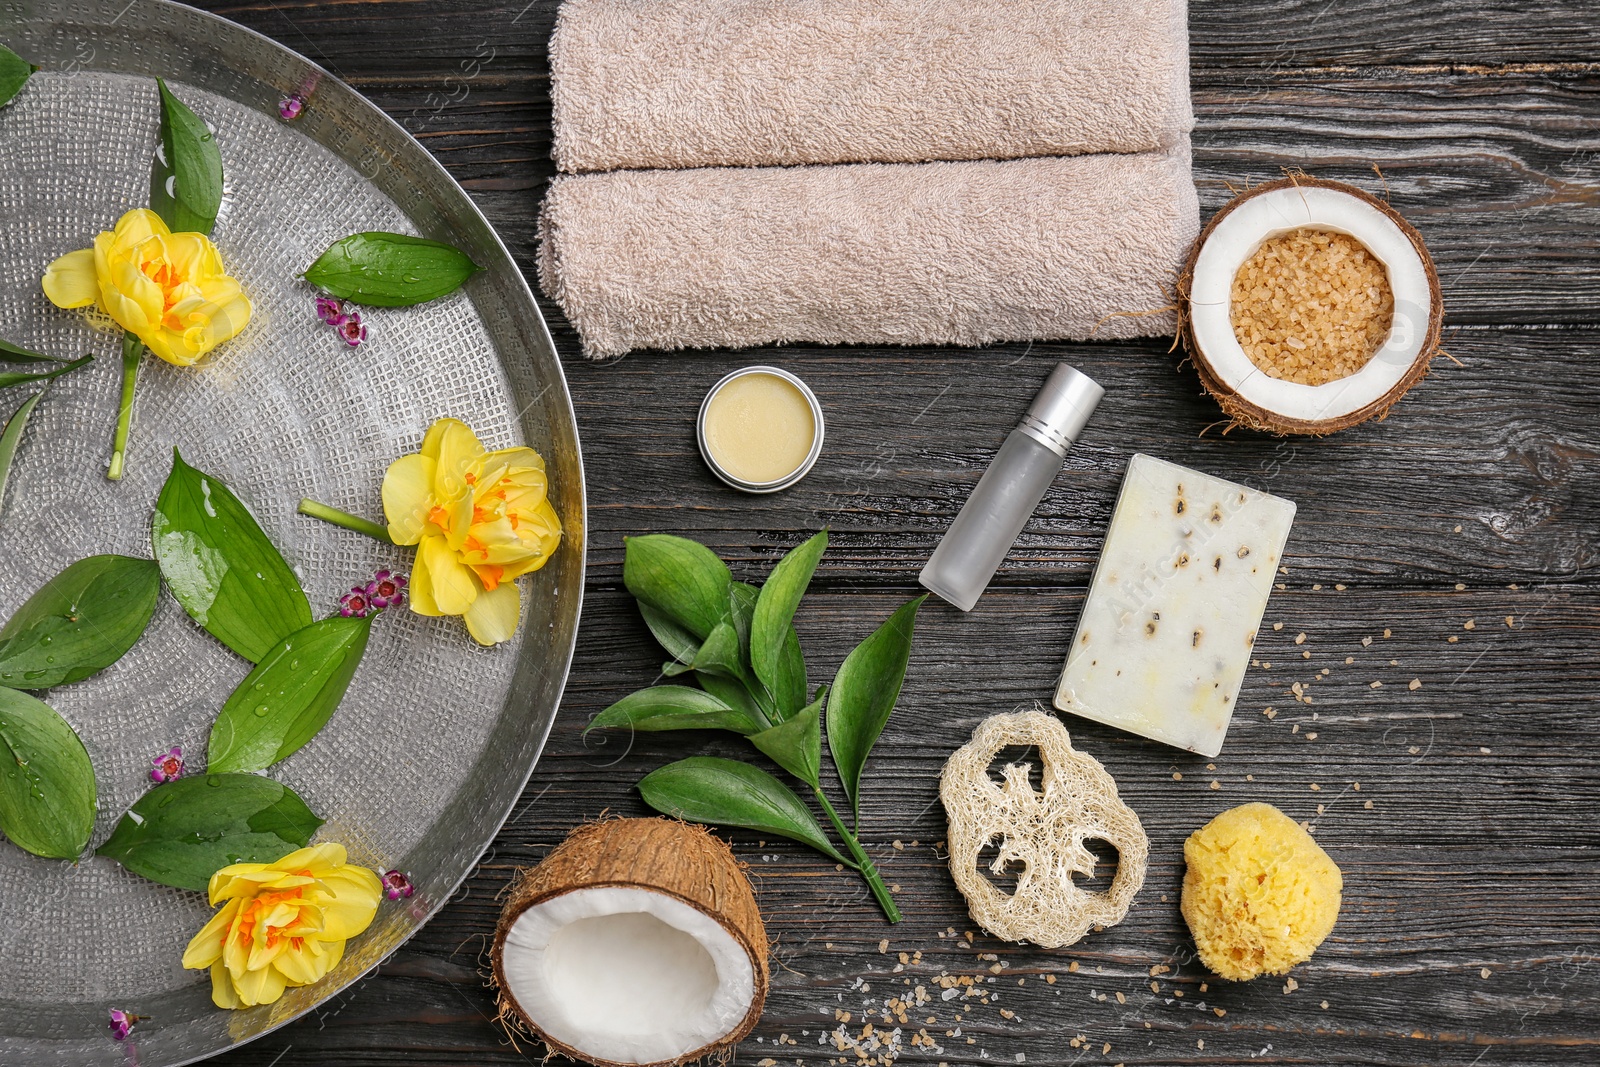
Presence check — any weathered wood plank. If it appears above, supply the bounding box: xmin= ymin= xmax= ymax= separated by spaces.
xmin=205 ymin=0 xmax=1600 ymax=71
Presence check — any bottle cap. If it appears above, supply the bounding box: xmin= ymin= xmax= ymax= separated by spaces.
xmin=1017 ymin=363 xmax=1105 ymax=456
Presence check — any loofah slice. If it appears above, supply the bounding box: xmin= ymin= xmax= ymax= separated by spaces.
xmin=940 ymin=709 xmax=1148 ymax=948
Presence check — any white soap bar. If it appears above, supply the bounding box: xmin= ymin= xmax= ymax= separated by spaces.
xmin=1054 ymin=454 xmax=1296 ymax=758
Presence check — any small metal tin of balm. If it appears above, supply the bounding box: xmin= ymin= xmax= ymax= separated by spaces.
xmin=697 ymin=365 xmax=825 ymax=493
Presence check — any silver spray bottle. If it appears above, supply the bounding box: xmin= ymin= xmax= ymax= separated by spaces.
xmin=918 ymin=363 xmax=1104 ymax=611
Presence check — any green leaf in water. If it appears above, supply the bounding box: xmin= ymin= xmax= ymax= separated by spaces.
xmin=303 ymin=232 xmax=482 ymax=307
xmin=751 ymin=531 xmax=825 ymax=713
xmin=207 ymin=614 xmax=373 ymax=773
xmin=0 ymin=556 xmax=161 ymax=690
xmin=149 ymin=78 xmax=223 ymax=236
xmin=0 ymin=353 xmax=93 ymax=391
xmin=0 ymin=44 xmax=35 ymax=109
xmin=587 ymin=685 xmax=761 ymax=735
xmin=0 ymin=390 xmax=45 ymax=516
xmin=97 ymin=773 xmax=322 ymax=892
xmin=0 ymin=338 xmax=66 ymax=364
xmin=623 ymin=534 xmax=734 ymax=641
xmin=826 ymin=595 xmax=926 ymax=825
xmin=151 ymin=450 xmax=312 ymax=663
xmin=749 ymin=687 xmax=826 ymax=787
xmin=638 ymin=756 xmax=848 ymax=866
xmin=0 ymin=688 xmax=95 ymax=859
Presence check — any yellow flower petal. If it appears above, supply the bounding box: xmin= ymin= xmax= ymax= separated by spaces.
xmin=273 ymin=935 xmax=343 ymax=985
xmin=464 ymin=579 xmax=521 ymax=645
xmin=182 ymin=898 xmax=240 ymax=969
xmin=408 ymin=538 xmax=444 ymax=617
xmin=233 ymin=959 xmax=289 ymax=1007
xmin=420 ymin=534 xmax=478 ymax=615
xmin=210 ymin=961 xmax=243 ymax=1009
xmin=382 ymin=453 xmax=437 ymax=545
xmin=272 ymin=842 xmax=347 ymax=873
xmin=113 ymin=208 xmax=170 ymax=244
xmin=40 ymin=248 xmax=98 ymax=308
xmin=313 ymin=867 xmax=382 ymax=940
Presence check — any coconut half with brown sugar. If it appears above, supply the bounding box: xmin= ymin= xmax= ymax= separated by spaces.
xmin=1179 ymin=176 xmax=1443 ymax=435
xmin=492 ymin=818 xmax=769 ymax=1067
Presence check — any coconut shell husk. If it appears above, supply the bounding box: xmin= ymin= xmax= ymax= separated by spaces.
xmin=491 ymin=817 xmax=769 ymax=1067
xmin=1177 ymin=175 xmax=1443 ymax=436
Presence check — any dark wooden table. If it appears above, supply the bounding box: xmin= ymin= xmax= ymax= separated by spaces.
xmin=199 ymin=2 xmax=1600 ymax=1064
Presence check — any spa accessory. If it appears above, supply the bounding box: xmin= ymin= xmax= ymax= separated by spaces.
xmin=1178 ymin=177 xmax=1442 ymax=435
xmin=920 ymin=364 xmax=1103 ymax=612
xmin=549 ymin=0 xmax=1192 ymax=173
xmin=1053 ymin=454 xmax=1296 ymax=757
xmin=940 ymin=708 xmax=1148 ymax=948
xmin=538 ymin=149 xmax=1198 ymax=359
xmin=696 ymin=366 xmax=824 ymax=493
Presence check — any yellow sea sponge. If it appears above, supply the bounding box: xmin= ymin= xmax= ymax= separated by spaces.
xmin=1180 ymin=802 xmax=1342 ymax=981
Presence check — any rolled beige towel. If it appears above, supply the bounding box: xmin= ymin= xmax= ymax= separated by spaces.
xmin=550 ymin=0 xmax=1193 ymax=173
xmin=538 ymin=146 xmax=1198 ymax=359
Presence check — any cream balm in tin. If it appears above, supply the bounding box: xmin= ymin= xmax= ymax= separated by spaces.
xmin=697 ymin=366 xmax=825 ymax=493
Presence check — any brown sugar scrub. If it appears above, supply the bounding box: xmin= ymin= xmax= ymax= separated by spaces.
xmin=1230 ymin=228 xmax=1394 ymax=386
xmin=1179 ymin=177 xmax=1442 ymax=435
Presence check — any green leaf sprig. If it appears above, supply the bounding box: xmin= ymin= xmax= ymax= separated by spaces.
xmin=304 ymin=232 xmax=482 ymax=307
xmin=590 ymin=530 xmax=925 ymax=923
xmin=0 ymin=43 xmax=35 ymax=108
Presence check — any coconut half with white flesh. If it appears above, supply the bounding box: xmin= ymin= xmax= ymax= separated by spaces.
xmin=1180 ymin=176 xmax=1443 ymax=435
xmin=492 ymin=818 xmax=769 ymax=1067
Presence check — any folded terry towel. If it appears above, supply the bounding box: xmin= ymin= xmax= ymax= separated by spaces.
xmin=550 ymin=0 xmax=1193 ymax=173
xmin=538 ymin=146 xmax=1199 ymax=359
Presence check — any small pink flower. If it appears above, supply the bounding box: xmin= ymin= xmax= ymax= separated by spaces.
xmin=109 ymin=1009 xmax=142 ymax=1041
xmin=278 ymin=94 xmax=305 ymax=121
xmin=149 ymin=746 xmax=184 ymax=784
xmin=366 ymin=570 xmax=408 ymax=609
xmin=380 ymin=869 xmax=414 ymax=900
xmin=315 ymin=295 xmax=345 ymax=325
xmin=337 ymin=313 xmax=368 ymax=347
xmin=339 ymin=587 xmax=372 ymax=618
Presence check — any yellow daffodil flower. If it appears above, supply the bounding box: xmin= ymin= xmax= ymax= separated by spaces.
xmin=182 ymin=843 xmax=381 ymax=1010
xmin=41 ymin=208 xmax=251 ymax=367
xmin=382 ymin=418 xmax=561 ymax=646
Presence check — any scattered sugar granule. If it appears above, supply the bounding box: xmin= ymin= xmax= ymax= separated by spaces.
xmin=1273 ymin=622 xmax=1284 ymax=631
xmin=1352 ymin=781 xmax=1361 ymax=791
xmin=1068 ymin=962 xmax=1079 ymax=973
xmin=1345 ymin=656 xmax=1355 ymax=665
xmin=1335 ymin=584 xmax=1346 ymax=590
xmin=1384 ymin=628 xmax=1392 ymax=638
xmin=1455 ymin=583 xmax=1467 ymax=591
xmin=1246 ymin=774 xmax=1255 ymax=781
xmin=1302 ymin=650 xmax=1312 ymax=660
xmin=1115 ymin=992 xmax=1126 ymax=1004
xmin=1283 ymin=977 xmax=1299 ymax=994
xmin=1214 ymin=1008 xmax=1227 ymax=1018
xmin=1045 ymin=974 xmax=1057 ymax=984
xmin=1309 ymin=783 xmax=1321 ymax=791
xmin=1295 ymin=633 xmax=1307 ymax=645
xmin=879 ymin=940 xmax=889 ymax=953
xmin=1263 ymin=707 xmax=1277 ymax=719
xmin=1321 ymin=1000 xmax=1329 ymax=1009
xmin=1361 ymin=636 xmax=1373 ymax=647
xmin=1210 ymin=780 xmax=1221 ymax=790
xmin=1463 ymin=619 xmax=1476 ymax=630
xmin=1306 ymin=733 xmax=1318 ymax=741
xmin=1481 ymin=968 xmax=1492 ymax=979
xmin=1370 ymin=680 xmax=1383 ymax=689
xmin=1481 ymin=747 xmax=1492 ymax=754
xmin=1448 ymin=635 xmax=1459 ymax=643
xmin=1173 ymin=772 xmax=1183 ymax=781
xmin=1506 ymin=615 xmax=1515 ymax=627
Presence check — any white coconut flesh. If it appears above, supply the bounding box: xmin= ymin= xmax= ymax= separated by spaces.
xmin=1189 ymin=185 xmax=1433 ymax=424
xmin=498 ymin=885 xmax=757 ymax=1065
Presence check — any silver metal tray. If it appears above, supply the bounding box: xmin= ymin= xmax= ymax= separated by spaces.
xmin=0 ymin=1 xmax=584 ymax=1062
